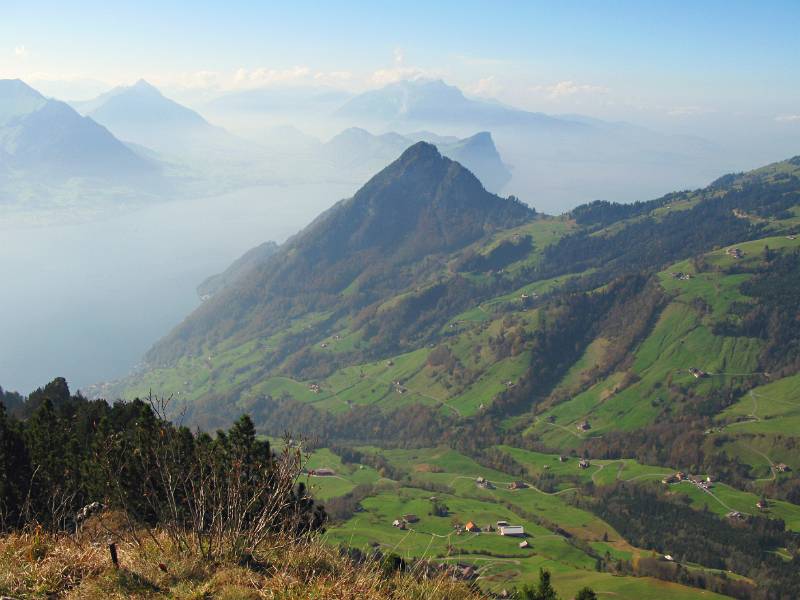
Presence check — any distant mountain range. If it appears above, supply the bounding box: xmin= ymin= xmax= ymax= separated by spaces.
xmin=321 ymin=128 xmax=511 ymax=192
xmin=74 ymin=80 xmax=245 ymax=159
xmin=0 ymin=79 xmax=155 ymax=182
xmin=206 ymin=85 xmax=352 ymax=115
xmin=335 ymin=78 xmax=577 ymax=131
xmin=196 ymin=77 xmax=732 ymax=210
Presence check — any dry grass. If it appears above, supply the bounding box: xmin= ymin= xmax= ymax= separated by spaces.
xmin=0 ymin=520 xmax=483 ymax=599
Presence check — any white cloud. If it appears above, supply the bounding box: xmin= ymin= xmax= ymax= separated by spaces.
xmin=530 ymin=80 xmax=609 ymax=99
xmin=776 ymin=114 xmax=800 ymax=122
xmin=468 ymin=75 xmax=502 ymax=97
xmin=369 ymin=47 xmax=439 ymax=86
xmin=370 ymin=66 xmax=429 ymax=86
xmin=13 ymin=45 xmax=28 ymax=58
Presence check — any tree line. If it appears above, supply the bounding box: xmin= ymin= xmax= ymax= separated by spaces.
xmin=0 ymin=378 xmax=325 ymax=558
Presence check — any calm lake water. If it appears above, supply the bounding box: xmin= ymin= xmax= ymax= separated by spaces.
xmin=0 ymin=181 xmax=355 ymax=394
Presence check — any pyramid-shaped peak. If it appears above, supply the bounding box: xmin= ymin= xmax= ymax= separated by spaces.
xmin=0 ymin=78 xmax=45 ymax=100
xmin=397 ymin=140 xmax=442 ymax=163
xmin=131 ymin=79 xmax=162 ymax=94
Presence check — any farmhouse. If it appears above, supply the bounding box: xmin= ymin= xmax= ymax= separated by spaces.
xmin=776 ymin=463 xmax=791 ymax=472
xmin=689 ymin=368 xmax=707 ymax=379
xmin=309 ymin=467 xmax=335 ymax=476
xmin=756 ymin=500 xmax=769 ymax=510
xmin=726 ymin=247 xmax=744 ymax=259
xmin=519 ymin=540 xmax=530 ymax=548
xmin=508 ymin=481 xmax=528 ymax=490
xmin=578 ymin=458 xmax=591 ymax=469
xmin=476 ymin=477 xmax=495 ymax=490
xmin=577 ymin=420 xmax=591 ymax=431
xmin=670 ymin=271 xmax=692 ymax=280
xmin=499 ymin=525 xmax=525 ymax=537
xmin=464 ymin=521 xmax=480 ymax=533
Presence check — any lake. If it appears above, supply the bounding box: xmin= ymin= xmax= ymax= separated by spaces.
xmin=0 ymin=181 xmax=356 ymax=394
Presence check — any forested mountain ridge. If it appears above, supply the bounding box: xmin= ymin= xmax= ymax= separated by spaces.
xmin=121 ymin=153 xmax=800 ymax=431
xmin=143 ymin=141 xmax=533 ymax=368
xmin=15 ymin=152 xmax=800 ymax=599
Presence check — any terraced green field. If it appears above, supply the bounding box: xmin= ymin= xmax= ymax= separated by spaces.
xmin=321 ymin=446 xmax=733 ymax=598
xmin=525 ymin=241 xmax=781 ymax=451
xmin=303 ymin=448 xmax=386 ymax=500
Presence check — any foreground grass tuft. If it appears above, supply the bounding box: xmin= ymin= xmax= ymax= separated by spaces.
xmin=0 ymin=528 xmax=482 ymax=599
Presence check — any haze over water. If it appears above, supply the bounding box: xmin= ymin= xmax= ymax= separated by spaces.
xmin=0 ymin=182 xmax=354 ymax=393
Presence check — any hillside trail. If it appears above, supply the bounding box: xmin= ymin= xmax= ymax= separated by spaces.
xmin=448 ymin=474 xmax=578 ymax=496
xmin=359 ymin=372 xmax=463 ymax=417
xmin=722 ymin=387 xmax=799 ymax=432
xmin=722 ymin=390 xmax=761 ymax=430
xmin=682 ymin=481 xmax=743 ymax=515
xmin=591 ymin=462 xmax=607 ymax=484
xmin=533 ymin=416 xmax=584 ymax=439
xmin=747 ymin=444 xmax=777 ymax=482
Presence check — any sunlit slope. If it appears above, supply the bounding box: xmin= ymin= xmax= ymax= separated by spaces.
xmin=119 ymin=154 xmax=800 ymax=438
xmin=527 ymin=234 xmax=799 ymax=457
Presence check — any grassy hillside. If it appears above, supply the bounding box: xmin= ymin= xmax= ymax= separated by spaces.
xmin=317 ymin=445 xmax=738 ymax=599
xmin=102 ymin=154 xmax=800 ymax=597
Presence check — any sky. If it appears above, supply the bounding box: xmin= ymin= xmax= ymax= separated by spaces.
xmin=1 ymin=0 xmax=799 ymax=135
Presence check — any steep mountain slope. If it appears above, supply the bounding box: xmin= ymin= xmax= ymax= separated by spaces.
xmin=0 ymin=79 xmax=155 ymax=181
xmin=81 ymin=79 xmax=243 ymax=158
xmin=104 ymin=154 xmax=800 ymax=599
xmin=322 ymin=128 xmax=511 ymax=192
xmin=196 ymin=240 xmax=279 ymax=300
xmin=439 ymin=131 xmax=511 ymax=192
xmin=121 ymin=155 xmax=800 ymax=452
xmin=144 ymin=142 xmax=534 ymax=368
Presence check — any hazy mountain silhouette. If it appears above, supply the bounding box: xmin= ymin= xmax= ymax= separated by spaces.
xmin=323 ymin=128 xmax=511 ymax=192
xmin=146 ymin=141 xmax=533 ymax=364
xmin=79 ymin=80 xmax=244 ymax=158
xmin=0 ymin=79 xmax=156 ymax=182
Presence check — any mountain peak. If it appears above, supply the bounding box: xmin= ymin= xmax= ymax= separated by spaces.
xmin=0 ymin=79 xmax=48 ymax=125
xmin=397 ymin=140 xmax=441 ymax=164
xmin=0 ymin=78 xmax=44 ymax=98
xmin=130 ymin=79 xmax=162 ymax=95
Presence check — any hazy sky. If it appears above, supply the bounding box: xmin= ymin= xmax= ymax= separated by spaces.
xmin=2 ymin=0 xmax=799 ymax=135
